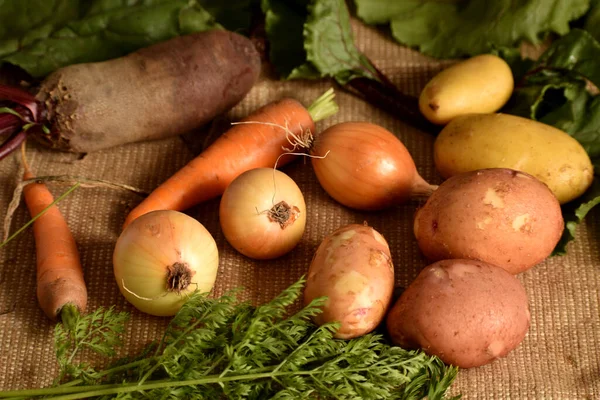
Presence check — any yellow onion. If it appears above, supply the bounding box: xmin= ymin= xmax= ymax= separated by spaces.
xmin=219 ymin=168 xmax=306 ymax=259
xmin=113 ymin=210 xmax=219 ymax=316
xmin=310 ymin=121 xmax=437 ymax=210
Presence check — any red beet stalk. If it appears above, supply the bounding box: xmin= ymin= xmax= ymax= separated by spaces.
xmin=0 ymin=85 xmax=43 ymax=160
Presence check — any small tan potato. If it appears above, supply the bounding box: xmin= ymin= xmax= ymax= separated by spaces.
xmin=303 ymin=224 xmax=394 ymax=339
xmin=414 ymin=168 xmax=563 ymax=274
xmin=434 ymin=113 xmax=593 ymax=204
xmin=419 ymin=54 xmax=513 ymax=125
xmin=386 ymin=259 xmax=531 ymax=368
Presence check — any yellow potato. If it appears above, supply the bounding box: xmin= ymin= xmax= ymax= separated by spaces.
xmin=434 ymin=113 xmax=594 ymax=204
xmin=419 ymin=54 xmax=513 ymax=125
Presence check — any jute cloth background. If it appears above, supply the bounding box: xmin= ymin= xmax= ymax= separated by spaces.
xmin=0 ymin=20 xmax=598 ymax=399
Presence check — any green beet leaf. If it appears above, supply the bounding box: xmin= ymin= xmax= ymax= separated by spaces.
xmin=0 ymin=0 xmax=255 ymax=78
xmin=554 ymin=180 xmax=600 ymax=255
xmin=303 ymin=0 xmax=378 ymax=84
xmin=354 ymin=0 xmax=590 ymax=59
xmin=583 ymin=0 xmax=600 ymax=42
xmin=264 ymin=0 xmax=436 ymax=131
xmin=196 ymin=0 xmax=256 ymax=33
xmin=264 ymin=0 xmax=378 ymax=84
xmin=0 ymin=0 xmax=80 ymax=48
xmin=262 ymin=0 xmax=314 ymax=79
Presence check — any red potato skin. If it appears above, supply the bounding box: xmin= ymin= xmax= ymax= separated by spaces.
xmin=413 ymin=168 xmax=564 ymax=274
xmin=386 ymin=259 xmax=531 ymax=368
xmin=35 ymin=29 xmax=261 ymax=153
xmin=303 ymin=224 xmax=394 ymax=339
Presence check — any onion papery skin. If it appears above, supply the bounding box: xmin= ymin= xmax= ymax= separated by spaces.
xmin=310 ymin=121 xmax=434 ymax=210
xmin=113 ymin=210 xmax=219 ymax=316
xmin=219 ymin=168 xmax=307 ymax=260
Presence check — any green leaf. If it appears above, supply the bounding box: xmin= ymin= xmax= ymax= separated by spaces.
xmin=264 ymin=0 xmax=378 ymax=84
xmin=304 ymin=0 xmax=378 ymax=84
xmin=503 ymin=31 xmax=600 ymax=154
xmin=0 ymin=0 xmax=81 ymax=44
xmin=11 ymin=278 xmax=459 ymax=398
xmin=583 ymin=0 xmax=600 ymax=42
xmin=535 ymin=29 xmax=600 ymax=86
xmin=2 ymin=1 xmax=221 ymax=78
xmin=0 ymin=0 xmax=260 ymax=78
xmin=262 ymin=0 xmax=310 ymax=78
xmin=54 ymin=305 xmax=129 ymax=382
xmin=354 ymin=0 xmax=590 ymax=59
xmin=553 ymin=179 xmax=600 ymax=255
xmin=505 ymin=30 xmax=600 ymax=153
xmin=198 ymin=0 xmax=257 ymax=33
xmin=354 ymin=0 xmax=414 ymax=25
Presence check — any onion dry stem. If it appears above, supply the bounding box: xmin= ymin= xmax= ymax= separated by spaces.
xmin=265 ymin=200 xmax=301 ymax=229
xmin=167 ymin=262 xmax=195 ymax=294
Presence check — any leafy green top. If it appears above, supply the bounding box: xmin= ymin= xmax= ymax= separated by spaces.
xmin=0 ymin=278 xmax=459 ymax=399
xmin=264 ymin=0 xmax=378 ymax=84
xmin=55 ymin=305 xmax=129 ymax=384
xmin=354 ymin=0 xmax=589 ymax=59
xmin=0 ymin=0 xmax=255 ymax=78
xmin=263 ymin=0 xmax=436 ymax=132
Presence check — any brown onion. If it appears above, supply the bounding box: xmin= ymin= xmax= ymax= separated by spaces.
xmin=310 ymin=121 xmax=436 ymax=210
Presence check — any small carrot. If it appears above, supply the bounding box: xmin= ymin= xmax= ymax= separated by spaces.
xmin=21 ymin=151 xmax=87 ymax=322
xmin=123 ymin=89 xmax=338 ymax=229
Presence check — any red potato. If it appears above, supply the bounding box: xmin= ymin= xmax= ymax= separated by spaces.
xmin=0 ymin=29 xmax=261 ymax=155
xmin=386 ymin=259 xmax=531 ymax=368
xmin=413 ymin=168 xmax=564 ymax=274
xmin=303 ymin=224 xmax=394 ymax=339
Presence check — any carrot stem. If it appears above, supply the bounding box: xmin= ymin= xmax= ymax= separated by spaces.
xmin=306 ymin=88 xmax=338 ymax=122
xmin=59 ymin=303 xmax=80 ymax=331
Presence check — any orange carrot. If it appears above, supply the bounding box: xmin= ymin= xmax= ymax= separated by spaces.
xmin=22 ymin=161 xmax=87 ymax=321
xmin=123 ymin=89 xmax=337 ymax=229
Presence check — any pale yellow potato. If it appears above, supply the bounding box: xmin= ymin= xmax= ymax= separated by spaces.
xmin=434 ymin=113 xmax=594 ymax=204
xmin=386 ymin=259 xmax=531 ymax=368
xmin=303 ymin=224 xmax=394 ymax=339
xmin=419 ymin=54 xmax=513 ymax=125
xmin=413 ymin=168 xmax=564 ymax=274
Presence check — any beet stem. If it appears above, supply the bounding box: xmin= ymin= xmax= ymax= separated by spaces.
xmin=0 ymin=84 xmax=46 ymax=160
xmin=0 ymin=129 xmax=27 ymax=160
xmin=0 ymin=110 xmax=24 ymax=136
xmin=346 ymin=78 xmax=440 ymax=135
xmin=0 ymin=85 xmax=39 ymax=121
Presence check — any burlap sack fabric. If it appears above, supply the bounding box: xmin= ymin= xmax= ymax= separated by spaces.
xmin=0 ymin=20 xmax=598 ymax=399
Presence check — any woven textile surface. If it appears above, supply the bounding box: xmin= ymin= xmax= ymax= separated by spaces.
xmin=0 ymin=21 xmax=598 ymax=399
